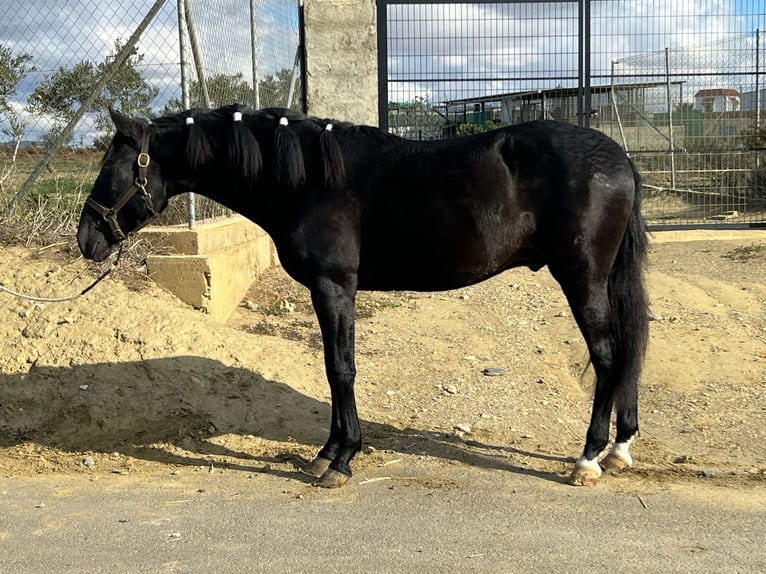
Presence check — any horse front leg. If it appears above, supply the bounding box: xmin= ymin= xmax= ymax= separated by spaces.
xmin=303 ymin=276 xmax=360 ymax=488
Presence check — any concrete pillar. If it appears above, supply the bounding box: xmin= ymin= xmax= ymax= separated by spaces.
xmin=303 ymin=0 xmax=378 ymax=126
xmin=140 ymin=217 xmax=278 ymax=322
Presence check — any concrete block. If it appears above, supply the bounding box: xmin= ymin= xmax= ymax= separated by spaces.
xmin=142 ymin=217 xmax=278 ymax=322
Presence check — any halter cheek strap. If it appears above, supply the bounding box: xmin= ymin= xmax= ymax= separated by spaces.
xmin=86 ymin=129 xmax=158 ymax=241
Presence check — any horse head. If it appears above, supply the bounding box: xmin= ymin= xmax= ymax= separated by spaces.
xmin=77 ymin=108 xmax=168 ymax=262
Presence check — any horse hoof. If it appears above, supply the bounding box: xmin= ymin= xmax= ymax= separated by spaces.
xmin=568 ymin=467 xmax=600 ymax=487
xmin=569 ymin=457 xmax=602 ymax=486
xmin=601 ymin=452 xmax=631 ymax=472
xmin=312 ymin=468 xmax=351 ymax=488
xmin=302 ymin=456 xmax=332 ymax=477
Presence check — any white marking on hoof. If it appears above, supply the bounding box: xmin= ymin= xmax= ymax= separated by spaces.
xmin=601 ymin=436 xmax=636 ymax=472
xmin=569 ymin=456 xmax=602 ymax=486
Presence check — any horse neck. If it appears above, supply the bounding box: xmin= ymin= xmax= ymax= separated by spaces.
xmin=164 ymin=160 xmax=290 ymax=236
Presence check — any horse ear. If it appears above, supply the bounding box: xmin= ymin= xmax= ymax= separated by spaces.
xmin=109 ymin=107 xmax=146 ymax=143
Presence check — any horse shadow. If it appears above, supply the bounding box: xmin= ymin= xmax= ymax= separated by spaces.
xmin=0 ymin=356 xmax=570 ymax=484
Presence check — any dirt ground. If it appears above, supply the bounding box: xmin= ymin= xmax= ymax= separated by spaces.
xmin=0 ymin=230 xmax=764 ymax=494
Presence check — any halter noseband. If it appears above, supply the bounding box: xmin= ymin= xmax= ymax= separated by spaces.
xmin=85 ymin=129 xmax=158 ymax=241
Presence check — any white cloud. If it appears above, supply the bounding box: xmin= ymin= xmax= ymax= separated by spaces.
xmin=0 ymin=0 xmax=302 ymax=144
xmin=386 ymin=0 xmax=761 ymax=104
xmin=387 ymin=81 xmax=432 ymax=104
xmin=1 ymin=0 xmax=761 ymax=141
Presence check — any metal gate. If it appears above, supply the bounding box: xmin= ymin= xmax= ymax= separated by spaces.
xmin=377 ymin=0 xmax=766 ymax=229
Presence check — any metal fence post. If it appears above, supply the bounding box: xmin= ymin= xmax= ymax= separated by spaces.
xmin=177 ymin=0 xmax=196 ymax=229
xmin=185 ymin=0 xmax=212 ymax=108
xmin=582 ymin=0 xmax=591 ymax=128
xmin=756 ymin=29 xmax=761 ymax=195
xmin=665 ymin=47 xmax=677 ymax=190
xmin=250 ymin=0 xmax=261 ymax=109
xmin=377 ymin=0 xmax=388 ymax=130
xmin=610 ymin=59 xmax=629 ymax=153
xmin=756 ymin=29 xmax=761 ymax=131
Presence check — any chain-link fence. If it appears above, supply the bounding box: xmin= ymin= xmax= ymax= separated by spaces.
xmin=0 ymin=0 xmax=303 ymax=228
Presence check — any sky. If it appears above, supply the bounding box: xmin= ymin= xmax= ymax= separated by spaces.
xmin=0 ymin=0 xmax=300 ymax=144
xmin=0 ymin=0 xmax=764 ymax=144
xmin=386 ymin=0 xmax=765 ymax=104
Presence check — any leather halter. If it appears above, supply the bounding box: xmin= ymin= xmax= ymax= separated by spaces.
xmin=85 ymin=129 xmax=158 ymax=241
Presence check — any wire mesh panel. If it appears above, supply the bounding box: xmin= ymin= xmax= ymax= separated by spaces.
xmin=591 ymin=1 xmax=765 ymax=226
xmin=380 ymin=0 xmax=766 ymax=227
xmin=385 ymin=1 xmax=580 ymax=139
xmin=0 ymin=0 xmax=302 ymax=225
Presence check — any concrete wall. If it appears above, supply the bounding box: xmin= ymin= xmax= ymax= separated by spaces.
xmin=303 ymin=0 xmax=378 ymax=126
xmin=140 ymin=217 xmax=278 ymax=322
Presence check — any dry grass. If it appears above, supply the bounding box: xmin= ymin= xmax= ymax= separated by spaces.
xmin=0 ymin=147 xmax=207 ymax=250
xmin=0 ymin=147 xmax=100 ymax=246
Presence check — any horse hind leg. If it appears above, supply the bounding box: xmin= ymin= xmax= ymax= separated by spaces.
xmin=571 ymin=359 xmax=640 ymax=485
xmin=569 ymin=328 xmax=614 ymax=486
xmin=566 ymin=286 xmax=618 ymax=486
xmin=600 ymin=383 xmax=639 ymax=472
xmin=596 ymin=221 xmax=647 ymax=476
xmin=552 ymin=257 xmax=644 ymax=485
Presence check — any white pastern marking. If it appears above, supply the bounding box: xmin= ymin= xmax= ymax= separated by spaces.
xmin=574 ymin=455 xmax=602 ymax=477
xmin=608 ymin=435 xmax=636 ymax=466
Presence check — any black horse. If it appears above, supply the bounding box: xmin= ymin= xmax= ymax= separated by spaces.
xmin=78 ymin=105 xmax=648 ymax=488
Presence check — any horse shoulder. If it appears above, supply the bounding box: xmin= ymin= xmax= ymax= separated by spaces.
xmin=271 ymin=199 xmax=362 ymax=289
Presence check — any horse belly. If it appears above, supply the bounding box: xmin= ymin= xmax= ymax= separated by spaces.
xmin=357 ymin=221 xmax=534 ymax=292
xmin=357 ymin=168 xmax=539 ymax=291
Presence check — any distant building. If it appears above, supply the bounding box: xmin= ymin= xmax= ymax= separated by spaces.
xmin=693 ymin=88 xmax=740 ymax=112
xmin=444 ymin=81 xmax=684 ymax=127
xmin=740 ymin=88 xmax=766 ymax=111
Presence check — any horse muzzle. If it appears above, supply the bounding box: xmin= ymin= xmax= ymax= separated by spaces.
xmin=77 ymin=211 xmax=114 ymax=262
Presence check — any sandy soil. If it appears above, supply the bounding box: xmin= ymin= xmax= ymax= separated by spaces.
xmin=0 ymin=231 xmax=764 ymax=493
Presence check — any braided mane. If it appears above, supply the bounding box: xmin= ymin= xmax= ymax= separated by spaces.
xmin=167 ymin=105 xmax=350 ymax=191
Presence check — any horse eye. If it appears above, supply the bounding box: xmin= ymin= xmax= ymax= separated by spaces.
xmin=93 ymin=216 xmax=106 ymax=233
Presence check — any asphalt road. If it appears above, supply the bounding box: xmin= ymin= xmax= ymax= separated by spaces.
xmin=1 ymin=464 xmax=763 ymax=573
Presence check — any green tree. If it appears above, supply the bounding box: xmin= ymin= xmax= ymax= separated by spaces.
xmin=28 ymin=61 xmax=97 ymax=122
xmin=28 ymin=41 xmax=158 ymax=147
xmin=456 ymin=120 xmax=499 ymax=136
xmin=0 ymin=44 xmax=35 ymax=191
xmin=387 ymin=96 xmax=445 ymax=138
xmin=259 ymin=68 xmax=295 ymax=108
xmin=163 ymin=68 xmax=294 ymax=112
xmin=96 ymin=41 xmax=158 ymax=127
xmin=0 ymin=44 xmax=35 ymax=113
xmin=742 ymin=125 xmax=766 ymax=199
xmin=163 ymin=72 xmax=255 ymax=112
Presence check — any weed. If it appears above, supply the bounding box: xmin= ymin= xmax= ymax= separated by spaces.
xmin=723 ymin=244 xmax=766 ymax=262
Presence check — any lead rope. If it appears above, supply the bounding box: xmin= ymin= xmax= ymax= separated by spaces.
xmin=0 ymin=244 xmax=123 ymax=303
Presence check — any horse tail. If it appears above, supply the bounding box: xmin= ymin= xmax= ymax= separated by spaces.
xmin=608 ymin=159 xmax=649 ymax=409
